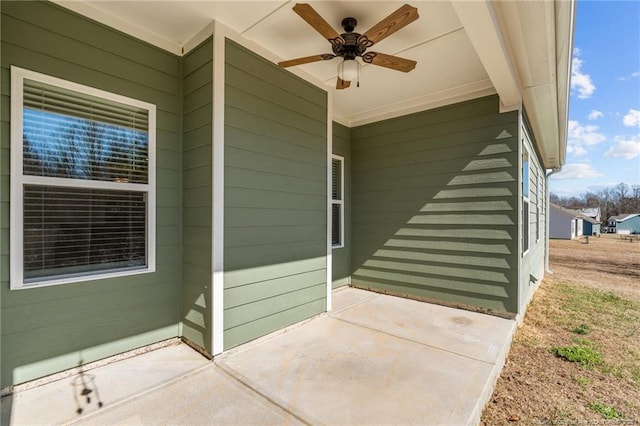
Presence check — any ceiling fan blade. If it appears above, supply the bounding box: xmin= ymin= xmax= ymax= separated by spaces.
xmin=336 ymin=77 xmax=351 ymax=90
xmin=363 ymin=4 xmax=419 ymax=45
xmin=367 ymin=52 xmax=417 ymax=72
xmin=293 ymin=3 xmax=341 ymax=41
xmin=278 ymin=54 xmax=335 ymax=68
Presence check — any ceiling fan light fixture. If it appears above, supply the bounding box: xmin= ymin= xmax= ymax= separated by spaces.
xmin=338 ymin=58 xmax=359 ymax=82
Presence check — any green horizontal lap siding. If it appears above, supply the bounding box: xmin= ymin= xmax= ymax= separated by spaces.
xmin=1 ymin=1 xmax=181 ymax=387
xmin=181 ymin=37 xmax=213 ymax=353
xmin=351 ymin=96 xmax=519 ymax=314
xmin=519 ymin=118 xmax=546 ymax=311
xmin=332 ymin=122 xmax=351 ymax=288
xmin=224 ymin=40 xmax=327 ymax=350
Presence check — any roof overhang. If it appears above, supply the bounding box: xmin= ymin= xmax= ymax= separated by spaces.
xmin=50 ymin=1 xmax=574 ymax=167
xmin=492 ymin=0 xmax=576 ymax=169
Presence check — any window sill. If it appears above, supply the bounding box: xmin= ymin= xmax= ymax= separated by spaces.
xmin=11 ymin=266 xmax=155 ymax=290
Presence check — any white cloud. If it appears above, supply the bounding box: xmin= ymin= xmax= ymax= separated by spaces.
xmin=566 ymin=120 xmax=606 ymax=157
xmin=622 ymin=109 xmax=640 ymax=127
xmin=588 ymin=110 xmax=603 ymax=120
xmin=566 ymin=145 xmax=587 ymax=157
xmin=568 ymin=120 xmax=606 ymax=146
xmin=618 ymin=71 xmax=640 ymax=81
xmin=571 ymin=52 xmax=596 ymax=99
xmin=605 ymin=136 xmax=640 ymax=159
xmin=552 ymin=163 xmax=602 ymax=180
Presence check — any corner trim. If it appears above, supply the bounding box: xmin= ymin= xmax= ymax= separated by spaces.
xmin=211 ymin=22 xmax=226 ymax=356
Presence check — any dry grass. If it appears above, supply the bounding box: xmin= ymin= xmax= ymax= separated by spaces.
xmin=481 ymin=235 xmax=640 ymax=425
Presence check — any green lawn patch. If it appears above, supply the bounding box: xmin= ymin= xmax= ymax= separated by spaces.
xmin=551 ymin=345 xmax=602 ymax=367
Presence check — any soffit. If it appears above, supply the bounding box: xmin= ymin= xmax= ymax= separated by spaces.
xmin=54 ymin=0 xmax=572 ymax=160
xmin=57 ymin=1 xmax=491 ymax=125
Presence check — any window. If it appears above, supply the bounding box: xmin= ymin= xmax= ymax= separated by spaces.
xmin=331 ymin=155 xmax=344 ymax=248
xmin=536 ymin=171 xmax=542 ymax=242
xmin=10 ymin=67 xmax=156 ymax=289
xmin=522 ymin=149 xmax=530 ymax=255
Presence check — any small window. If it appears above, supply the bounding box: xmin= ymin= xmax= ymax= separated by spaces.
xmin=10 ymin=67 xmax=156 ymax=289
xmin=522 ymin=149 xmax=530 ymax=255
xmin=536 ymin=171 xmax=541 ymax=242
xmin=331 ymin=155 xmax=344 ymax=248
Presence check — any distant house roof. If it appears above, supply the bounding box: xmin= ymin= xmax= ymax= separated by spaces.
xmin=577 ymin=207 xmax=600 ymax=219
xmin=608 ymin=214 xmax=640 ymax=223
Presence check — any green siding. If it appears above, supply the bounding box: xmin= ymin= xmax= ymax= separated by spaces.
xmin=350 ymin=96 xmax=520 ymax=314
xmin=0 ymin=1 xmax=181 ymax=387
xmin=181 ymin=37 xmax=213 ymax=353
xmin=519 ymin=118 xmax=546 ymax=311
xmin=332 ymin=122 xmax=351 ymax=288
xmin=223 ymin=40 xmax=327 ymax=349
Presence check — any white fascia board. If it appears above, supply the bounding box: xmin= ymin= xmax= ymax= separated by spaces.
xmin=451 ymin=0 xmax=521 ymax=111
xmin=555 ymin=0 xmax=577 ymax=168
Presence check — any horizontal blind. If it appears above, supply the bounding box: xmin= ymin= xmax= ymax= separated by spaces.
xmin=332 ymin=158 xmax=341 ymax=200
xmin=23 ymin=185 xmax=147 ymax=281
xmin=23 ymin=78 xmax=149 ymax=183
xmin=24 ymin=79 xmax=148 ymax=129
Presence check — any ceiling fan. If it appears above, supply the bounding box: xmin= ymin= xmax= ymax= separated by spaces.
xmin=278 ymin=3 xmax=419 ymax=89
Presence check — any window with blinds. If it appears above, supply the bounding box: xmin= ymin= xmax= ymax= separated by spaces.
xmin=522 ymin=149 xmax=530 ymax=255
xmin=332 ymin=155 xmax=344 ymax=247
xmin=10 ymin=66 xmax=156 ymax=289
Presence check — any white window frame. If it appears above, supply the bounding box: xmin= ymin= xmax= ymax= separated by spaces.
xmin=331 ymin=154 xmax=344 ymax=249
xmin=522 ymin=148 xmax=530 ymax=256
xmin=10 ymin=66 xmax=156 ymax=290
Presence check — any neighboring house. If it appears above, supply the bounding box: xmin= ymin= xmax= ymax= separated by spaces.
xmin=0 ymin=1 xmax=575 ymax=388
xmin=550 ymin=204 xmax=585 ymax=240
xmin=577 ymin=207 xmax=601 ymax=223
xmin=582 ymin=216 xmax=601 ymax=236
xmin=607 ymin=214 xmax=640 ymax=234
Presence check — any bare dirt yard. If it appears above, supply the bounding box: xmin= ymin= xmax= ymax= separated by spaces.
xmin=481 ymin=235 xmax=640 ymax=425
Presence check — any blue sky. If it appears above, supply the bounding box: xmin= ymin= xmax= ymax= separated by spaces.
xmin=550 ymin=0 xmax=640 ymax=197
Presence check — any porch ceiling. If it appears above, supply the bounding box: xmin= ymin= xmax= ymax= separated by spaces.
xmin=53 ymin=0 xmax=574 ymax=168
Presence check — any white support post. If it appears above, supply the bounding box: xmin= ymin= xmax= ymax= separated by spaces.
xmin=211 ymin=21 xmax=225 ymax=356
xmin=326 ymin=90 xmax=334 ymax=312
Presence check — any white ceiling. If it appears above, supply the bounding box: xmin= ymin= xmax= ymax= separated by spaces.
xmin=58 ymin=1 xmax=494 ymax=125
xmin=55 ymin=0 xmax=574 ymax=169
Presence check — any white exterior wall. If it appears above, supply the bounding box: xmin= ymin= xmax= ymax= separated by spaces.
xmin=549 ymin=206 xmax=574 ymax=239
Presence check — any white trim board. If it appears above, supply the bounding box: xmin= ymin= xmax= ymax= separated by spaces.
xmin=326 ymin=90 xmax=334 ymax=312
xmin=211 ymin=23 xmax=226 ymax=356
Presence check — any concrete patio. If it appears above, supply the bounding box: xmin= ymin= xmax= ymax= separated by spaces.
xmin=1 ymin=288 xmax=516 ymax=425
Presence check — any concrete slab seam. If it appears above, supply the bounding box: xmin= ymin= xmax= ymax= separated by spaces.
xmin=331 ymin=315 xmax=511 ymax=366
xmin=65 ymin=362 xmax=213 ymax=425
xmin=327 ymin=294 xmax=380 ymax=316
xmin=214 ymin=362 xmax=315 ymax=426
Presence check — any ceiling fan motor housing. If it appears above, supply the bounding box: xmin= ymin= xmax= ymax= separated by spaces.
xmin=341 ymin=17 xmax=357 ymax=32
